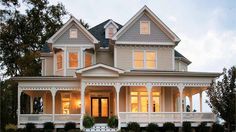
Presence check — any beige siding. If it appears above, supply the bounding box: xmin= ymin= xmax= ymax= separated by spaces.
xmin=116 ymin=45 xmax=173 ymax=71
xmin=164 ymin=88 xmax=172 ymax=112
xmin=96 ymin=50 xmax=114 ymax=66
xmin=175 ymin=60 xmax=188 ymax=71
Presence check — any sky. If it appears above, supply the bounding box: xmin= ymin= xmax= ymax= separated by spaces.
xmin=47 ymin=0 xmax=236 ymax=112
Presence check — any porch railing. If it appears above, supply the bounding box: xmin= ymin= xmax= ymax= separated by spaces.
xmin=183 ymin=112 xmax=216 ymax=122
xmin=54 ymin=114 xmax=81 ymax=123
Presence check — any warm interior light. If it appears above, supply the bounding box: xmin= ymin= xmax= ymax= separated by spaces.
xmin=77 ymin=100 xmax=81 ymax=108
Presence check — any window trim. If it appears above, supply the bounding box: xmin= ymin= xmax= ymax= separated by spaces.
xmin=56 ymin=52 xmax=63 ymax=71
xmin=67 ymin=51 xmax=80 ymax=69
xmin=132 ymin=50 xmax=157 ymax=69
xmin=69 ymin=28 xmax=78 ymax=38
xmin=140 ymin=21 xmax=150 ymax=35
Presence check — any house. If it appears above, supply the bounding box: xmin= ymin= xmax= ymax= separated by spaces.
xmin=14 ymin=6 xmax=220 ymax=129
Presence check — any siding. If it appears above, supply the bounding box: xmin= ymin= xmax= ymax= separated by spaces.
xmin=96 ymin=50 xmax=114 ymax=66
xmin=175 ymin=60 xmax=188 ymax=71
xmin=118 ymin=13 xmax=172 ymax=42
xmin=55 ymin=23 xmax=93 ymax=45
xmin=116 ymin=45 xmax=173 ymax=71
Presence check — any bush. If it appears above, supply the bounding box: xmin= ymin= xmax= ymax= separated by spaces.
xmin=211 ymin=123 xmax=224 ymax=132
xmin=197 ymin=122 xmax=210 ymax=132
xmin=64 ymin=122 xmax=76 ymax=132
xmin=163 ymin=122 xmax=175 ymax=132
xmin=43 ymin=122 xmax=55 ymax=131
xmin=127 ymin=122 xmax=140 ymax=132
xmin=183 ymin=121 xmax=192 ymax=132
xmin=25 ymin=123 xmax=36 ymax=132
xmin=5 ymin=124 xmax=17 ymax=132
xmin=83 ymin=115 xmax=95 ymax=128
xmin=107 ymin=116 xmax=118 ymax=128
xmin=146 ymin=123 xmax=159 ymax=132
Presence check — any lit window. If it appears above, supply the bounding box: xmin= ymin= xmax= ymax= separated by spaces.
xmin=141 ymin=97 xmax=148 ymax=112
xmin=133 ymin=50 xmax=156 ymax=69
xmin=134 ymin=51 xmax=144 ymax=69
xmin=131 ymin=96 xmax=138 ymax=112
xmin=69 ymin=52 xmax=78 ymax=68
xmin=85 ymin=53 xmax=92 ymax=67
xmin=108 ymin=27 xmax=114 ymax=38
xmin=146 ymin=51 xmax=156 ymax=69
xmin=69 ymin=29 xmax=77 ymax=38
xmin=140 ymin=21 xmax=150 ymax=34
xmin=57 ymin=53 xmax=63 ymax=70
xmin=153 ymin=92 xmax=160 ymax=112
xmin=61 ymin=93 xmax=70 ymax=114
xmin=130 ymin=91 xmax=148 ymax=112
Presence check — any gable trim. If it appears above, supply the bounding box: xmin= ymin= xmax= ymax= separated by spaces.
xmin=47 ymin=16 xmax=99 ymax=44
xmin=104 ymin=19 xmax=119 ymax=29
xmin=112 ymin=6 xmax=180 ymax=43
xmin=116 ymin=41 xmax=175 ymax=46
xmin=76 ymin=63 xmax=125 ymax=74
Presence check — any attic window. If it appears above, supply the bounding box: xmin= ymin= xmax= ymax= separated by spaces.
xmin=69 ymin=29 xmax=77 ymax=38
xmin=108 ymin=27 xmax=114 ymax=38
xmin=140 ymin=21 xmax=150 ymax=34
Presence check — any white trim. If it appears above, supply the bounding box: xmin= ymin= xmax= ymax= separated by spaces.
xmin=76 ymin=63 xmax=125 ymax=74
xmin=140 ymin=21 xmax=150 ymax=35
xmin=116 ymin=41 xmax=175 ymax=45
xmin=63 ymin=47 xmax=67 ymax=75
xmin=112 ymin=6 xmax=180 ymax=42
xmin=47 ymin=16 xmax=99 ymax=44
xmin=104 ymin=19 xmax=119 ymax=29
xmin=52 ymin=44 xmax=94 ymax=47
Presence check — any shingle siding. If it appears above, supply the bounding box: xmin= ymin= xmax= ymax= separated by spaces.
xmin=118 ymin=14 xmax=172 ymax=42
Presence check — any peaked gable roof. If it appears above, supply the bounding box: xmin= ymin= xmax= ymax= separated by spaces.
xmin=112 ymin=5 xmax=181 ymax=44
xmin=89 ymin=19 xmax=123 ymax=47
xmin=104 ymin=19 xmax=119 ymax=29
xmin=47 ymin=16 xmax=99 ymax=44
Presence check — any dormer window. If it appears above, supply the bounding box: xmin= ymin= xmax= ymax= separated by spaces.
xmin=108 ymin=27 xmax=114 ymax=38
xmin=69 ymin=29 xmax=77 ymax=38
xmin=140 ymin=21 xmax=150 ymax=34
xmin=104 ymin=19 xmax=119 ymax=39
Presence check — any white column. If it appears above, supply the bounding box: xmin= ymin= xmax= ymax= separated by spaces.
xmin=51 ymin=87 xmax=56 ymax=122
xmin=177 ymin=83 xmax=184 ymax=124
xmin=115 ymin=83 xmax=121 ymax=130
xmin=17 ymin=87 xmax=22 ymax=127
xmin=80 ymin=82 xmax=86 ymax=130
xmin=146 ymin=83 xmax=152 ymax=123
xmin=200 ymin=91 xmax=202 ymax=112
xmin=189 ymin=95 xmax=193 ymax=112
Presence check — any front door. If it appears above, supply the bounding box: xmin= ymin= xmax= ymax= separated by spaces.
xmin=91 ymin=97 xmax=109 ymax=123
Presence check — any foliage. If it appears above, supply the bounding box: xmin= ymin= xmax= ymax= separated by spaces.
xmin=197 ymin=122 xmax=209 ymax=132
xmin=5 ymin=124 xmax=17 ymax=132
xmin=146 ymin=123 xmax=159 ymax=132
xmin=127 ymin=122 xmax=140 ymax=132
xmin=182 ymin=121 xmax=192 ymax=132
xmin=163 ymin=122 xmax=175 ymax=132
xmin=43 ymin=122 xmax=55 ymax=130
xmin=211 ymin=123 xmax=224 ymax=132
xmin=107 ymin=115 xmax=118 ymax=128
xmin=25 ymin=123 xmax=36 ymax=132
xmin=206 ymin=67 xmax=236 ymax=131
xmin=83 ymin=114 xmax=95 ymax=128
xmin=64 ymin=122 xmax=76 ymax=131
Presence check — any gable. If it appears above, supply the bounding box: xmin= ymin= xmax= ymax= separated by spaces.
xmin=55 ymin=22 xmax=93 ymax=44
xmin=118 ymin=13 xmax=172 ymax=43
xmin=81 ymin=67 xmax=119 ymax=77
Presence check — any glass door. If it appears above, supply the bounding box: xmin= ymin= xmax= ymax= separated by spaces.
xmin=91 ymin=97 xmax=109 ymax=123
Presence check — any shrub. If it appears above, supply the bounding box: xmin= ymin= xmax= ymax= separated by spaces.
xmin=64 ymin=122 xmax=76 ymax=132
xmin=127 ymin=122 xmax=140 ymax=132
xmin=25 ymin=123 xmax=36 ymax=132
xmin=211 ymin=123 xmax=224 ymax=132
xmin=183 ymin=121 xmax=192 ymax=132
xmin=146 ymin=123 xmax=159 ymax=132
xmin=5 ymin=124 xmax=17 ymax=132
xmin=163 ymin=122 xmax=175 ymax=132
xmin=43 ymin=122 xmax=55 ymax=131
xmin=197 ymin=122 xmax=210 ymax=132
xmin=83 ymin=115 xmax=95 ymax=128
xmin=108 ymin=116 xmax=118 ymax=128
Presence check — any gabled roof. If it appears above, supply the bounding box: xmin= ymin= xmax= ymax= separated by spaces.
xmin=47 ymin=16 xmax=99 ymax=44
xmin=112 ymin=5 xmax=181 ymax=44
xmin=104 ymin=19 xmax=119 ymax=29
xmin=89 ymin=19 xmax=123 ymax=47
xmin=175 ymin=50 xmax=192 ymax=64
xmin=76 ymin=63 xmax=125 ymax=74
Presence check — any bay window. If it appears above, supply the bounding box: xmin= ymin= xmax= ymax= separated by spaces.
xmin=133 ymin=50 xmax=156 ymax=69
xmin=84 ymin=53 xmax=92 ymax=67
xmin=68 ymin=52 xmax=78 ymax=68
xmin=56 ymin=52 xmax=63 ymax=70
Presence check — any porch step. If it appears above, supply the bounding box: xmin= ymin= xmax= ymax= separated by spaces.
xmin=84 ymin=123 xmax=117 ymax=132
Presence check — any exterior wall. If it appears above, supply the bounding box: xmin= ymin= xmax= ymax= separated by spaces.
xmin=41 ymin=56 xmax=53 ymax=76
xmin=118 ymin=13 xmax=172 ymax=43
xmin=54 ymin=23 xmax=92 ymax=45
xmin=96 ymin=50 xmax=114 ymax=66
xmin=175 ymin=60 xmax=188 ymax=71
xmin=164 ymin=88 xmax=172 ymax=112
xmin=119 ymin=87 xmax=126 ymax=112
xmin=116 ymin=45 xmax=174 ymax=71
xmin=45 ymin=92 xmax=52 ymax=114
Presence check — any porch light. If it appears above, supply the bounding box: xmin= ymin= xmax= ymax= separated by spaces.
xmin=77 ymin=100 xmax=81 ymax=108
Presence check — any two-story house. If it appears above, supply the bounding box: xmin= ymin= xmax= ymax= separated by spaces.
xmin=14 ymin=6 xmax=220 ymax=129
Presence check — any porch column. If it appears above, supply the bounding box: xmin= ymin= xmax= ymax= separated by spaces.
xmin=17 ymin=87 xmax=22 ymax=127
xmin=80 ymin=82 xmax=86 ymax=130
xmin=51 ymin=87 xmax=56 ymax=122
xmin=200 ymin=91 xmax=202 ymax=112
xmin=115 ymin=83 xmax=121 ymax=130
xmin=189 ymin=95 xmax=193 ymax=112
xmin=177 ymin=83 xmax=184 ymax=124
xmin=146 ymin=83 xmax=152 ymax=123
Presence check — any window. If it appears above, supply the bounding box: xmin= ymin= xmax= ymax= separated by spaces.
xmin=69 ymin=52 xmax=78 ymax=68
xmin=85 ymin=53 xmax=92 ymax=67
xmin=152 ymin=92 xmax=160 ymax=112
xmin=133 ymin=50 xmax=156 ymax=69
xmin=108 ymin=27 xmax=114 ymax=38
xmin=130 ymin=91 xmax=148 ymax=112
xmin=69 ymin=29 xmax=77 ymax=38
xmin=131 ymin=92 xmax=138 ymax=112
xmin=57 ymin=53 xmax=63 ymax=70
xmin=140 ymin=21 xmax=150 ymax=34
xmin=61 ymin=93 xmax=71 ymax=114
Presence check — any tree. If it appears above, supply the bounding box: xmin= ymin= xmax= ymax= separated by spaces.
xmin=206 ymin=66 xmax=236 ymax=131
